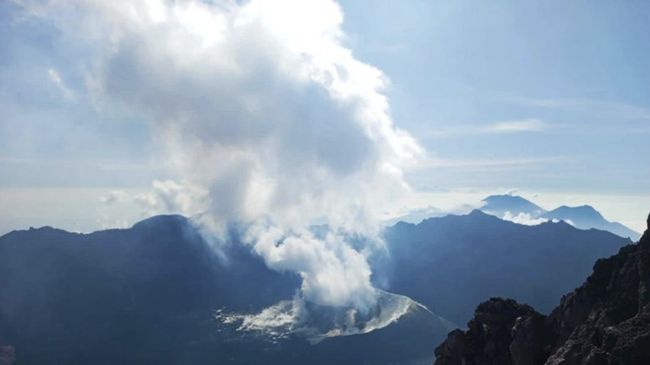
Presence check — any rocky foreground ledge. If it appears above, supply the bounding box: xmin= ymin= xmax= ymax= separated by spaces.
xmin=434 ymin=214 xmax=650 ymax=365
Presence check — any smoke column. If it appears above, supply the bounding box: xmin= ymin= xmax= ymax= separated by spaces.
xmin=22 ymin=0 xmax=422 ymax=314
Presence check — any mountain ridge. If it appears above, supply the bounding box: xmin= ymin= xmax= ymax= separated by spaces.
xmin=477 ymin=194 xmax=640 ymax=240
xmin=541 ymin=205 xmax=639 ymax=240
xmin=0 ymin=211 xmax=638 ymax=364
xmin=382 ymin=209 xmax=630 ymax=325
xmin=0 ymin=214 xmax=449 ymax=365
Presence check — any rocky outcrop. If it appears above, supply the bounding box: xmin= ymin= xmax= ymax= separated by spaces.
xmin=434 ymin=213 xmax=650 ymax=365
xmin=434 ymin=298 xmax=552 ymax=365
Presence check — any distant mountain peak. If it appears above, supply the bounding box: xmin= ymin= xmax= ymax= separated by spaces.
xmin=483 ymin=194 xmax=534 ymax=203
xmin=477 ymin=194 xmax=640 ymax=240
xmin=542 ymin=205 xmax=639 ymax=240
xmin=468 ymin=209 xmax=488 ymax=217
xmin=131 ymin=214 xmax=189 ymax=229
xmin=550 ymin=204 xmax=603 ymax=218
xmin=480 ymin=194 xmax=547 ymax=218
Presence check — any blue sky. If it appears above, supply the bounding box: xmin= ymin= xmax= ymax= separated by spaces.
xmin=0 ymin=0 xmax=649 ymax=233
xmin=339 ymin=0 xmax=650 ymax=191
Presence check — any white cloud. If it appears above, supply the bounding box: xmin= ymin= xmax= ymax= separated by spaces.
xmin=22 ymin=0 xmax=422 ymax=318
xmin=505 ymin=188 xmax=520 ymax=196
xmin=98 ymin=189 xmax=127 ymax=205
xmin=485 ymin=118 xmax=547 ymax=133
xmin=47 ymin=68 xmax=76 ymax=101
xmin=417 ymin=156 xmax=564 ymax=170
xmin=503 ymin=96 xmax=650 ymax=121
xmin=502 ymin=211 xmax=548 ymax=226
xmin=421 ymin=118 xmax=548 ymax=139
xmin=131 ymin=180 xmax=206 ymax=218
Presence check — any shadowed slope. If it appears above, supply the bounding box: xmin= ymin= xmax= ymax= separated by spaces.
xmin=0 ymin=215 xmax=450 ymax=365
xmin=433 ymin=213 xmax=650 ymax=365
xmin=383 ymin=210 xmax=630 ymax=325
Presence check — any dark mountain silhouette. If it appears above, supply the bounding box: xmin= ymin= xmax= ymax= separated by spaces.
xmin=382 ymin=210 xmax=631 ymax=326
xmin=478 ymin=195 xmax=640 ymax=240
xmin=433 ymin=214 xmax=650 ymax=365
xmin=0 ymin=211 xmax=638 ymax=364
xmin=0 ymin=215 xmax=449 ymax=365
xmin=542 ymin=205 xmax=640 ymax=240
xmin=480 ymin=194 xmax=547 ymax=218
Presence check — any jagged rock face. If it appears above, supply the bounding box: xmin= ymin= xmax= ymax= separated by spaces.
xmin=434 ymin=218 xmax=650 ymax=365
xmin=434 ymin=298 xmax=548 ymax=365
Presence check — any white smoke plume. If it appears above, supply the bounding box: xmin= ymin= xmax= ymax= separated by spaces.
xmin=21 ymin=0 xmax=422 ymax=314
